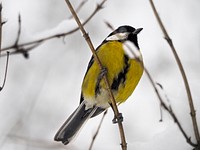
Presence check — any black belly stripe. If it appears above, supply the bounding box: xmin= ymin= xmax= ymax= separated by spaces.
xmin=111 ymin=55 xmax=130 ymax=91
xmin=95 ymin=55 xmax=130 ymax=96
xmin=95 ymin=75 xmax=101 ymax=96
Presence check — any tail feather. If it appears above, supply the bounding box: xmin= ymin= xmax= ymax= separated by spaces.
xmin=54 ymin=101 xmax=97 ymax=145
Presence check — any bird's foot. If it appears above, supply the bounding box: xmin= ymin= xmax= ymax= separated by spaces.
xmin=112 ymin=113 xmax=123 ymax=124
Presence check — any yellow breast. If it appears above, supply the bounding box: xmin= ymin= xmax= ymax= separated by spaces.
xmin=81 ymin=41 xmax=143 ymax=108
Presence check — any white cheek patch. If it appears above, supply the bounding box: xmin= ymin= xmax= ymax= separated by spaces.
xmin=106 ymin=32 xmax=129 ymax=41
xmin=123 ymin=41 xmax=142 ymax=60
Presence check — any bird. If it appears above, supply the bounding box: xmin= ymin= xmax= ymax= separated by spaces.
xmin=54 ymin=25 xmax=144 ymax=145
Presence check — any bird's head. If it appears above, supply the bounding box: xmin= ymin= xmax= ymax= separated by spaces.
xmin=105 ymin=25 xmax=143 ymax=49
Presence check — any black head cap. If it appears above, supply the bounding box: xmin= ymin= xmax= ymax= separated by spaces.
xmin=107 ymin=25 xmax=143 ymax=49
xmin=116 ymin=25 xmax=136 ymax=33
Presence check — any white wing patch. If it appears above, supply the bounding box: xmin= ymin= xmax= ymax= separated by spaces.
xmin=123 ymin=41 xmax=142 ymax=60
xmin=106 ymin=32 xmax=129 ymax=41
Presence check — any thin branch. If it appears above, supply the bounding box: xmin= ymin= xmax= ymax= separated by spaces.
xmin=149 ymin=0 xmax=200 ymax=146
xmin=89 ymin=110 xmax=108 ymax=150
xmin=14 ymin=14 xmax=22 ymax=46
xmin=145 ymin=70 xmax=197 ymax=147
xmin=156 ymin=83 xmax=164 ymax=122
xmin=0 ymin=4 xmax=10 ymax=92
xmin=159 ymin=103 xmax=163 ymax=122
xmin=105 ymin=20 xmax=198 ymax=147
xmin=10 ymin=14 xmax=31 ymax=58
xmin=9 ymin=42 xmax=42 ymax=58
xmin=64 ymin=0 xmax=127 ymax=149
xmin=0 ymin=52 xmax=10 ymax=91
xmin=0 ymin=3 xmax=2 ymax=53
xmin=144 ymin=61 xmax=197 ymax=146
xmin=104 ymin=20 xmax=114 ymax=30
xmin=1 ymin=1 xmax=105 ymax=57
xmin=68 ymin=0 xmax=88 ymax=19
xmin=121 ymin=33 xmax=197 ymax=146
xmin=154 ymin=81 xmax=197 ymax=146
xmin=140 ymin=56 xmax=197 ymax=147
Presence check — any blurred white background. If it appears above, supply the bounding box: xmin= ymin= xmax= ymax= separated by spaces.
xmin=0 ymin=0 xmax=200 ymax=149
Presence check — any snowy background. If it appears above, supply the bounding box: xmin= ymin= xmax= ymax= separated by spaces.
xmin=0 ymin=0 xmax=200 ymax=150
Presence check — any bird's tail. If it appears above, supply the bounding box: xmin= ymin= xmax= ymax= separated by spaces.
xmin=54 ymin=101 xmax=97 ymax=145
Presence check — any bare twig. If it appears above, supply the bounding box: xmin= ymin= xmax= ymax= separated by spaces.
xmin=64 ymin=0 xmax=127 ymax=149
xmin=1 ymin=1 xmax=104 ymax=58
xmin=9 ymin=42 xmax=41 ymax=58
xmin=89 ymin=110 xmax=108 ymax=150
xmin=104 ymin=20 xmax=114 ymax=30
xmin=68 ymin=0 xmax=88 ymax=19
xmin=149 ymin=0 xmax=200 ymax=146
xmin=105 ymin=20 xmax=197 ymax=147
xmin=0 ymin=3 xmax=3 ymax=90
xmin=15 ymin=14 xmax=22 ymax=46
xmin=0 ymin=52 xmax=10 ymax=91
xmin=156 ymin=83 xmax=164 ymax=122
xmin=159 ymin=103 xmax=163 ymax=122
xmin=0 ymin=4 xmax=10 ymax=91
xmin=122 ymin=32 xmax=197 ymax=146
xmin=11 ymin=14 xmax=31 ymax=58
xmin=0 ymin=3 xmax=2 ymax=52
xmin=141 ymin=54 xmax=197 ymax=147
xmin=145 ymin=69 xmax=197 ymax=147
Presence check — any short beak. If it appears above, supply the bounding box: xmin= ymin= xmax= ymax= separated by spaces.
xmin=133 ymin=28 xmax=143 ymax=35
